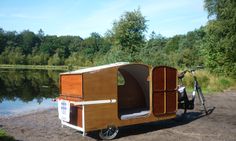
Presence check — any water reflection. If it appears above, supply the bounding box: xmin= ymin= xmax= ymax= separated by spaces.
xmin=0 ymin=69 xmax=62 ymax=116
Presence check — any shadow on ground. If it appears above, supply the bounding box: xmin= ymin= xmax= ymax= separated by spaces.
xmin=86 ymin=107 xmax=215 ymax=140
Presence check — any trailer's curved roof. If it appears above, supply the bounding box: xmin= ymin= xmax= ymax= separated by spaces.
xmin=61 ymin=62 xmax=129 ymax=75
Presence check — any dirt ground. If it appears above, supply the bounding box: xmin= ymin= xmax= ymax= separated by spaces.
xmin=1 ymin=90 xmax=236 ymax=141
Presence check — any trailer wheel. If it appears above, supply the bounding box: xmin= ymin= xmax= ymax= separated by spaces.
xmin=99 ymin=125 xmax=119 ymax=140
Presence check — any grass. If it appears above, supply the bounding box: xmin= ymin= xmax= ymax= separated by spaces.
xmin=0 ymin=64 xmax=83 ymax=71
xmin=0 ymin=128 xmax=15 ymax=141
xmin=182 ymin=70 xmax=236 ymax=94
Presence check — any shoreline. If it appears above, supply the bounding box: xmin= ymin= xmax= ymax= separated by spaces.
xmin=0 ymin=98 xmax=58 ymax=119
xmin=0 ymin=64 xmax=84 ymax=70
xmin=0 ymin=107 xmax=57 ymax=120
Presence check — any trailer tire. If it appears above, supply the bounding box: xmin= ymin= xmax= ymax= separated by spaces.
xmin=99 ymin=125 xmax=119 ymax=140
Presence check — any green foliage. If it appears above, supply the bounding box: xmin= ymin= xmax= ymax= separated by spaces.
xmin=0 ymin=47 xmax=26 ymax=64
xmin=27 ymin=53 xmax=49 ymax=65
xmin=20 ymin=30 xmax=40 ymax=54
xmin=204 ymin=0 xmax=236 ymax=77
xmin=0 ymin=129 xmax=15 ymax=141
xmin=182 ymin=70 xmax=235 ymax=93
xmin=48 ymin=53 xmax=62 ymax=65
xmin=139 ymin=28 xmax=206 ymax=68
xmin=111 ymin=9 xmax=147 ymax=61
xmin=64 ymin=52 xmax=93 ymax=66
xmin=139 ymin=32 xmax=167 ymax=66
xmin=0 ymin=129 xmax=6 ymax=136
xmin=103 ymin=46 xmax=133 ymax=63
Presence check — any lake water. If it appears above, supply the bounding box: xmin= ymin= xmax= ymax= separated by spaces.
xmin=0 ymin=69 xmax=63 ymax=117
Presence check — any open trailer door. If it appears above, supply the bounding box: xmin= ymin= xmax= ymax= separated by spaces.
xmin=152 ymin=66 xmax=177 ymax=116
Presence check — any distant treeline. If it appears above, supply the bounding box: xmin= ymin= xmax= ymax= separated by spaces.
xmin=0 ymin=23 xmax=205 ymax=67
xmin=0 ymin=0 xmax=235 ymax=77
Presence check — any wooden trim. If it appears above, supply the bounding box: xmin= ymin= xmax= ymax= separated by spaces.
xmin=150 ymin=67 xmax=153 ymax=113
xmin=59 ymin=75 xmax=61 ymax=95
xmin=82 ymin=74 xmax=84 ymax=98
xmin=59 ymin=95 xmax=83 ymax=102
xmin=60 ymin=62 xmax=129 ymax=75
xmin=60 ymin=94 xmax=83 ymax=99
xmin=82 ymin=105 xmax=85 ymax=135
xmin=71 ymin=99 xmax=117 ymax=106
xmin=164 ymin=67 xmax=166 ymax=114
xmin=176 ymin=70 xmax=178 ymax=111
xmin=61 ymin=121 xmax=84 ymax=132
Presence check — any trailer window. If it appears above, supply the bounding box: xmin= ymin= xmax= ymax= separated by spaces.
xmin=117 ymin=71 xmax=125 ymax=86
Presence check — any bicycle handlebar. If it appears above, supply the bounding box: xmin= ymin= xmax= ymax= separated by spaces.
xmin=178 ymin=70 xmax=188 ymax=79
xmin=178 ymin=66 xmax=204 ymax=79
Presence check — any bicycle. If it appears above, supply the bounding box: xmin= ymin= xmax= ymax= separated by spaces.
xmin=177 ymin=68 xmax=208 ymax=116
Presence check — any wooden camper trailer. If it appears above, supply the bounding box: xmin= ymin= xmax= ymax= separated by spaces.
xmin=58 ymin=62 xmax=178 ymax=139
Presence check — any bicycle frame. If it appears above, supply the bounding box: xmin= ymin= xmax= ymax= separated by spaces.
xmin=178 ymin=69 xmax=208 ymax=114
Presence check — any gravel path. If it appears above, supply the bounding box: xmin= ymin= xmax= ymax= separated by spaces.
xmin=1 ymin=90 xmax=236 ymax=141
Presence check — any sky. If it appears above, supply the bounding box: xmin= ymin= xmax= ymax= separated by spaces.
xmin=0 ymin=0 xmax=208 ymax=38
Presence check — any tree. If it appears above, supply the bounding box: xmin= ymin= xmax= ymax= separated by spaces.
xmin=7 ymin=47 xmax=25 ymax=64
xmin=111 ymin=9 xmax=147 ymax=61
xmin=139 ymin=32 xmax=168 ymax=66
xmin=177 ymin=28 xmax=206 ymax=68
xmin=39 ymin=35 xmax=58 ymax=55
xmin=20 ymin=30 xmax=40 ymax=54
xmin=37 ymin=29 xmax=45 ymax=41
xmin=64 ymin=52 xmax=92 ymax=66
xmin=165 ymin=35 xmax=182 ymax=53
xmin=27 ymin=53 xmax=49 ymax=65
xmin=0 ymin=28 xmax=6 ymax=54
xmin=204 ymin=0 xmax=236 ymax=76
xmin=48 ymin=53 xmax=61 ymax=65
xmin=82 ymin=33 xmax=103 ymax=60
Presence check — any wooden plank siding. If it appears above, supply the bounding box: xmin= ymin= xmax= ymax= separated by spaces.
xmin=59 ymin=64 xmax=178 ymax=132
xmin=152 ymin=66 xmax=177 ymax=116
xmin=60 ymin=74 xmax=84 ymax=128
xmin=83 ymin=66 xmax=177 ymax=132
xmin=60 ymin=74 xmax=83 ymax=98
